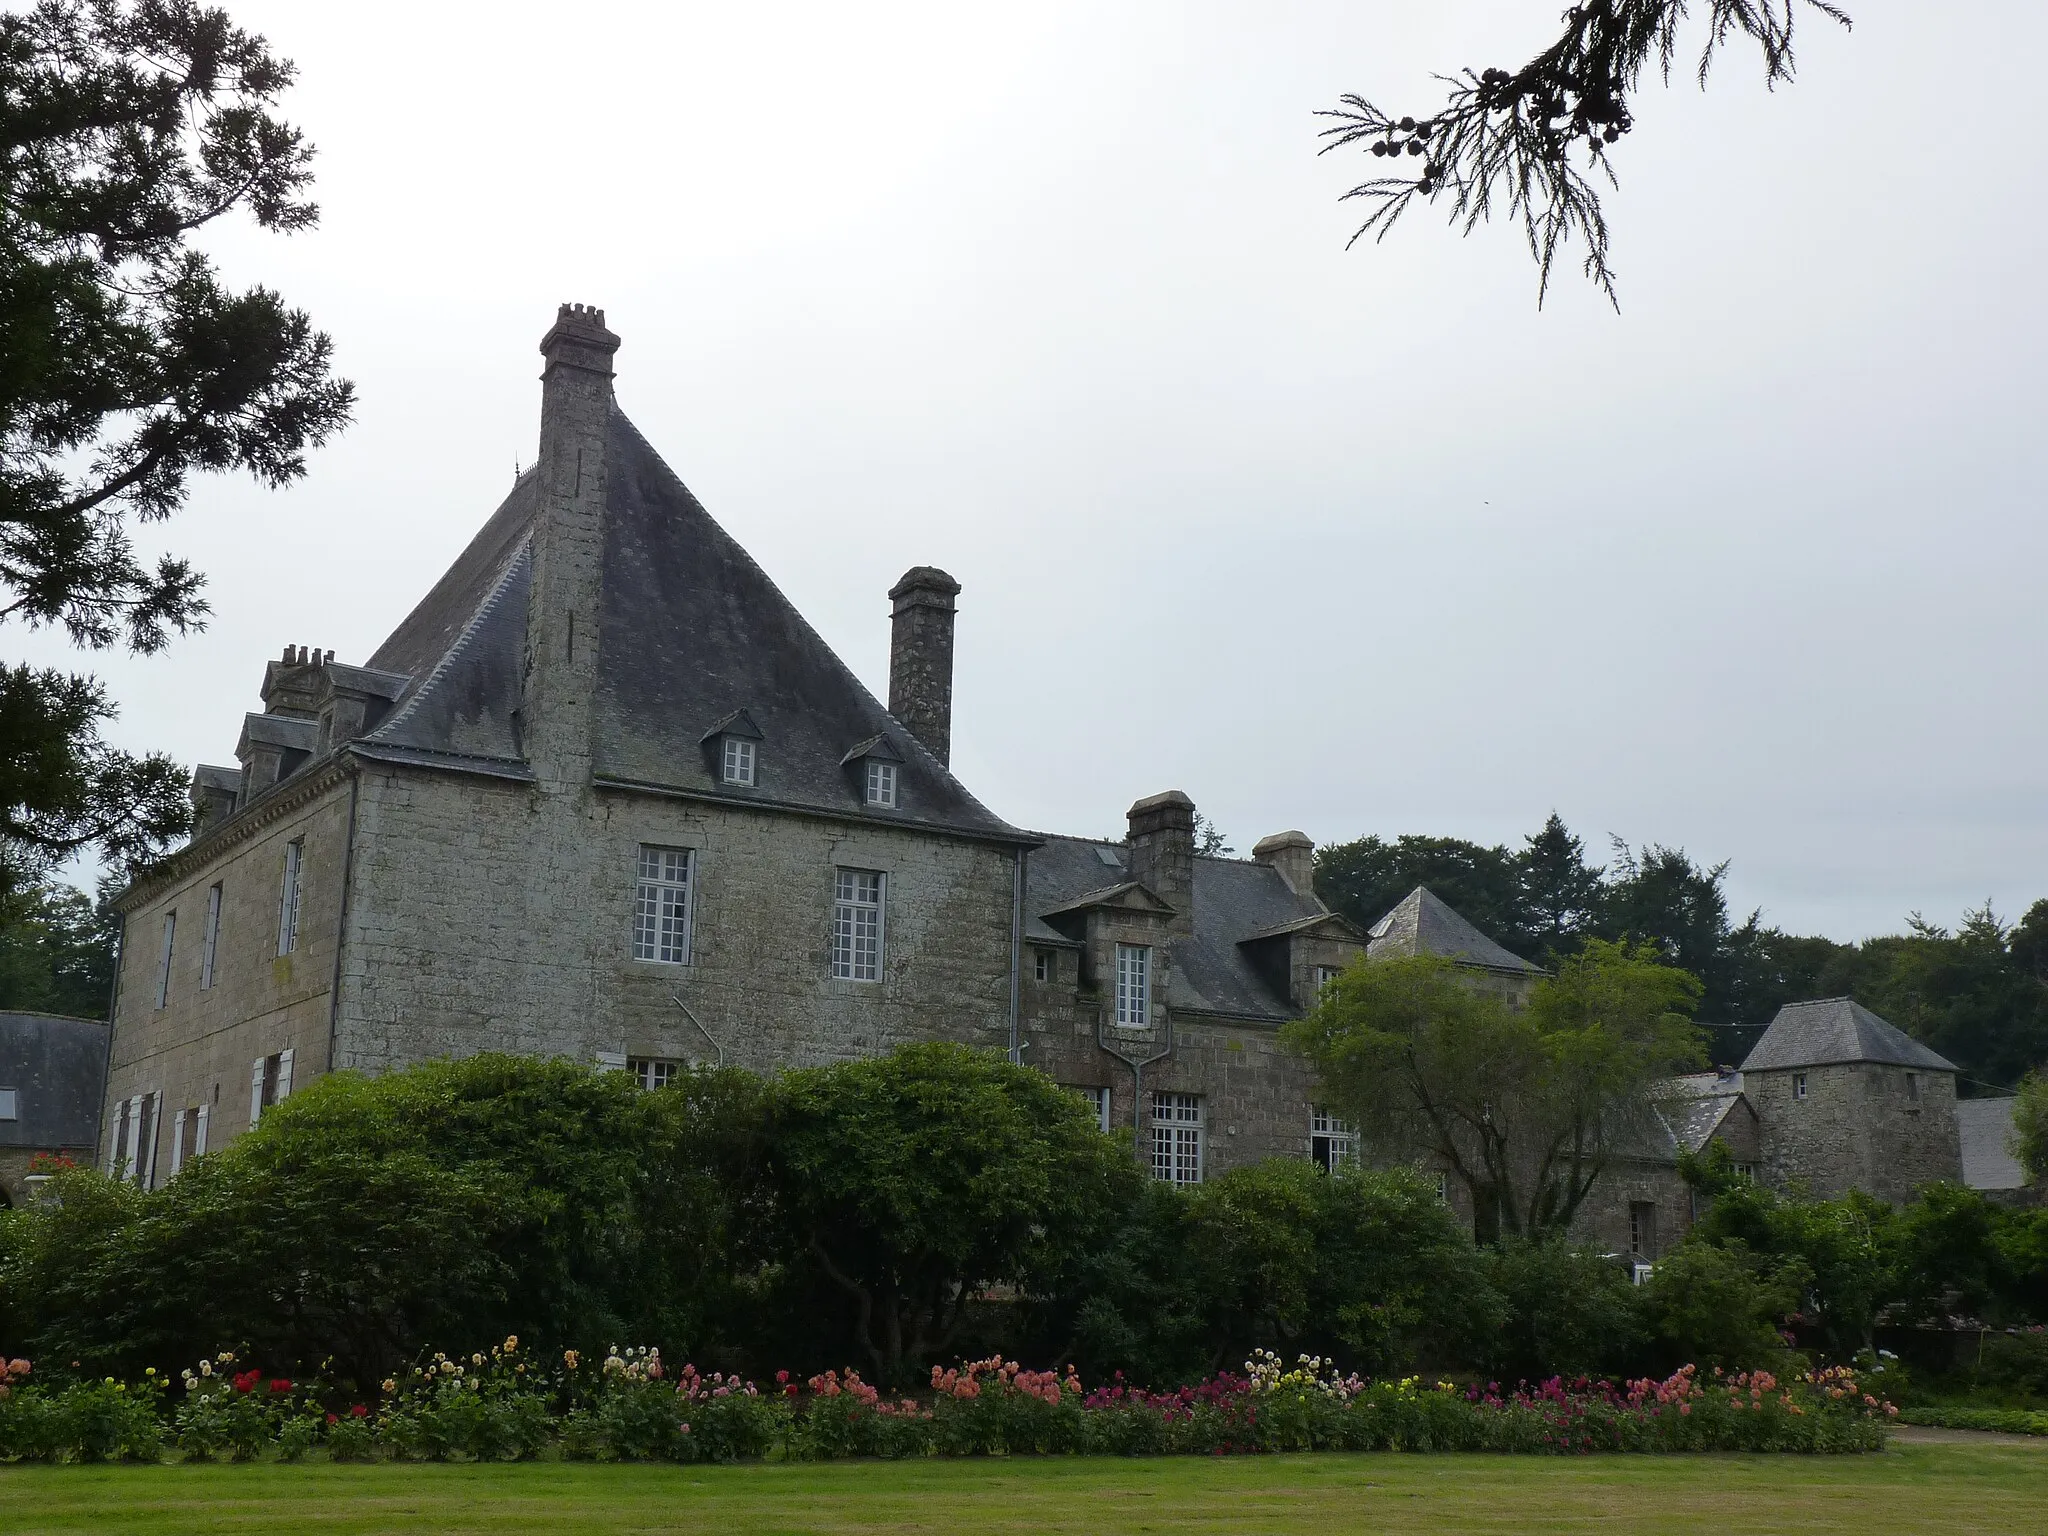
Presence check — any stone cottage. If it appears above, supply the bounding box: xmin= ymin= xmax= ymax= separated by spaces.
xmin=99 ymin=306 xmax=1371 ymax=1188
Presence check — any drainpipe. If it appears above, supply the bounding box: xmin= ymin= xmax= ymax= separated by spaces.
xmin=325 ymin=763 xmax=361 ymax=1073
xmin=1007 ymin=848 xmax=1026 ymax=1064
xmin=1096 ymin=1009 xmax=1173 ymax=1140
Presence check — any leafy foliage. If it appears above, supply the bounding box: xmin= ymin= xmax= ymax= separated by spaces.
xmin=0 ymin=871 xmax=118 ymax=1016
xmin=2016 ymin=1071 xmax=2048 ymax=1184
xmin=1 ymin=0 xmax=353 ymax=647
xmin=0 ymin=1 xmax=353 ymax=896
xmin=763 ymin=1042 xmax=1140 ymax=1381
xmin=1318 ymin=0 xmax=1851 ymax=305
xmin=1285 ymin=943 xmax=1702 ymax=1238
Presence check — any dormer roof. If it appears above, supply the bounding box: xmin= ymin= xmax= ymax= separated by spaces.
xmin=701 ymin=709 xmax=763 ymax=744
xmin=840 ymin=733 xmax=904 ymax=767
xmin=1039 ymin=881 xmax=1177 ymax=924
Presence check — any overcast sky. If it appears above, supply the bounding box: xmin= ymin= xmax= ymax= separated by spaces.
xmin=17 ymin=1 xmax=2047 ymax=941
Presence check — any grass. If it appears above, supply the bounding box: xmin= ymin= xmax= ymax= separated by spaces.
xmin=2 ymin=1444 xmax=2045 ymax=1536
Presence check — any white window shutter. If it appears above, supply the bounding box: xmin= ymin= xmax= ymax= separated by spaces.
xmin=121 ymin=1095 xmax=142 ymax=1182
xmin=277 ymin=1047 xmax=294 ymax=1101
xmin=249 ymin=1058 xmax=266 ymax=1128
xmin=141 ymin=1092 xmax=161 ymax=1188
xmin=194 ymin=1103 xmax=209 ymax=1155
xmin=105 ymin=1100 xmax=124 ymax=1175
xmin=169 ymin=1108 xmax=188 ymax=1176
xmin=593 ymin=1051 xmax=627 ymax=1072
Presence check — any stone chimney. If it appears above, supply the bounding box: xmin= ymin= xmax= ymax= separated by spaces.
xmin=1253 ymin=831 xmax=1317 ymax=900
xmin=1127 ymin=790 xmax=1196 ymax=935
xmin=524 ymin=302 xmax=619 ymax=786
xmin=888 ymin=567 xmax=961 ymax=765
xmin=260 ymin=644 xmax=331 ymax=718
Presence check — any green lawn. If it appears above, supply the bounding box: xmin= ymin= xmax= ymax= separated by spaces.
xmin=1 ymin=1444 xmax=2042 ymax=1535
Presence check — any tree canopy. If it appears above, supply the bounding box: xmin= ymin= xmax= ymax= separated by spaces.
xmin=1283 ymin=941 xmax=1703 ymax=1241
xmin=1319 ymin=0 xmax=1851 ymax=305
xmin=0 ymin=0 xmax=352 ymax=897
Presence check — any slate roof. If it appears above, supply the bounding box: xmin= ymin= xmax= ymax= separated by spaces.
xmin=356 ymin=405 xmax=1026 ymax=840
xmin=1364 ymin=887 xmax=1540 ymax=974
xmin=1740 ymin=998 xmax=1957 ymax=1073
xmin=1658 ymin=1071 xmax=1748 ymax=1155
xmin=1024 ymin=837 xmax=1332 ymax=1022
xmin=0 ymin=1012 xmax=106 ymax=1152
xmin=1957 ymin=1098 xmax=2028 ymax=1191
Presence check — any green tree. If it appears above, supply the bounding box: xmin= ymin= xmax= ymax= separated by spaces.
xmin=1313 ymin=832 xmax=1525 ymax=950
xmin=2014 ymin=1071 xmax=2048 ymax=1185
xmin=1637 ymin=1240 xmax=1802 ymax=1372
xmin=1285 ymin=941 xmax=1702 ymax=1241
xmin=1517 ymin=812 xmax=1603 ymax=963
xmin=763 ymin=1042 xmax=1140 ymax=1381
xmin=1 ymin=0 xmax=353 ymax=892
xmin=1862 ymin=907 xmax=2048 ymax=1091
xmin=0 ymin=1054 xmax=768 ymax=1384
xmin=0 ymin=870 xmax=118 ymax=1016
xmin=1319 ymin=0 xmax=1851 ymax=305
xmin=1478 ymin=1237 xmax=1643 ymax=1381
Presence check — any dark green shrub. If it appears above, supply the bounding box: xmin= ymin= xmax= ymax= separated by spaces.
xmin=1479 ymin=1238 xmax=1643 ymax=1381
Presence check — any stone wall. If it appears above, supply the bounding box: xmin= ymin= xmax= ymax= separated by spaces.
xmin=103 ymin=770 xmax=355 ymax=1177
xmin=334 ymin=764 xmax=1019 ymax=1079
xmin=1749 ymin=1061 xmax=1962 ymax=1202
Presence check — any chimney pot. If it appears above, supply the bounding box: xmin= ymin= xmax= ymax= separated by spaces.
xmin=888 ymin=566 xmax=961 ymax=765
xmin=1252 ymin=830 xmax=1317 ymax=899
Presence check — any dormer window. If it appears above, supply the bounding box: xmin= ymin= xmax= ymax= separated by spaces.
xmin=842 ymin=734 xmax=905 ymax=810
xmin=722 ymin=737 xmax=756 ymax=786
xmin=701 ymin=709 xmax=764 ymax=789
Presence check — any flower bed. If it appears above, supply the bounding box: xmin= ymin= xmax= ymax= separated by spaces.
xmin=0 ymin=1346 xmax=1895 ymax=1463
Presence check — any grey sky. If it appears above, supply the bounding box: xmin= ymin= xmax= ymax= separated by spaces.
xmin=17 ymin=1 xmax=2047 ymax=941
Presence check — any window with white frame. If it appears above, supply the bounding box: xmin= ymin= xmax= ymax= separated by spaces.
xmin=1070 ymin=1085 xmax=1111 ymax=1133
xmin=277 ymin=839 xmax=304 ymax=956
xmin=0 ymin=1088 xmax=16 ymax=1121
xmin=1793 ymin=1072 xmax=1808 ymax=1101
xmin=832 ymin=869 xmax=885 ymax=981
xmin=1150 ymin=1091 xmax=1203 ymax=1185
xmin=1033 ymin=948 xmax=1054 ymax=983
xmin=249 ymin=1049 xmax=293 ymax=1128
xmin=864 ymin=760 xmax=897 ymax=808
xmin=721 ymin=737 xmax=756 ymax=786
xmin=1113 ymin=943 xmax=1151 ymax=1028
xmin=628 ymin=1056 xmax=680 ymax=1090
xmin=200 ymin=882 xmax=222 ymax=990
xmin=1310 ymin=1106 xmax=1357 ymax=1172
xmin=633 ymin=847 xmax=694 ymax=964
xmin=154 ymin=909 xmax=176 ymax=1009
xmin=1315 ymin=965 xmax=1343 ymax=997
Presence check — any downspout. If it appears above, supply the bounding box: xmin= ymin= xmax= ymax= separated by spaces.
xmin=96 ymin=911 xmax=126 ymax=1172
xmin=1007 ymin=847 xmax=1026 ymax=1064
xmin=325 ymin=762 xmax=362 ymax=1073
xmin=1096 ymin=1010 xmax=1173 ymax=1139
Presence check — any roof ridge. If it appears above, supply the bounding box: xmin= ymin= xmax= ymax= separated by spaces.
xmin=368 ymin=534 xmax=532 ymax=745
xmin=607 ymin=407 xmax=1025 ymax=838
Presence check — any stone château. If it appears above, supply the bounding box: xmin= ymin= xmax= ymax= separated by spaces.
xmin=96 ymin=307 xmax=1974 ymax=1248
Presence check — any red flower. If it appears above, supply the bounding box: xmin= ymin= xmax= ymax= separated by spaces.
xmin=350 ymin=1403 xmax=369 ymax=1418
xmin=269 ymin=1379 xmax=293 ymax=1394
xmin=325 ymin=1413 xmax=339 ymax=1425
xmin=232 ymin=1370 xmax=261 ymax=1393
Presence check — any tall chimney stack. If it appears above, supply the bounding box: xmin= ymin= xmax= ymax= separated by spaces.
xmin=524 ymin=303 xmax=619 ymax=786
xmin=888 ymin=567 xmax=961 ymax=765
xmin=1127 ymin=790 xmax=1196 ymax=935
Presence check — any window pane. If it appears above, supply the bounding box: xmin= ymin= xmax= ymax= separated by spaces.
xmin=1114 ymin=944 xmax=1151 ymax=1027
xmin=832 ymin=869 xmax=884 ymax=980
xmin=633 ymin=847 xmax=692 ymax=963
xmin=1149 ymin=1092 xmax=1203 ymax=1185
